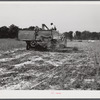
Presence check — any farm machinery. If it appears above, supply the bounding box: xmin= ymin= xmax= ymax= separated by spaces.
xmin=18 ymin=25 xmax=62 ymax=50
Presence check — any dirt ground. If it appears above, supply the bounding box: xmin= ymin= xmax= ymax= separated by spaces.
xmin=0 ymin=39 xmax=100 ymax=90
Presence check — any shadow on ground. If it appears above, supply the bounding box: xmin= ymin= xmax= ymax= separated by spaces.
xmin=29 ymin=46 xmax=82 ymax=53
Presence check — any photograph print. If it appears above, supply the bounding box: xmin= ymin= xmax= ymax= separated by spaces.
xmin=0 ymin=1 xmax=100 ymax=90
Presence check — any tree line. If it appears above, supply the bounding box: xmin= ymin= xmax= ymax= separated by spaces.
xmin=0 ymin=25 xmax=35 ymax=38
xmin=63 ymin=30 xmax=100 ymax=41
xmin=0 ymin=24 xmax=100 ymax=40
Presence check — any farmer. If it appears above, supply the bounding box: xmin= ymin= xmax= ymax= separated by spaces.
xmin=50 ymin=23 xmax=56 ymax=30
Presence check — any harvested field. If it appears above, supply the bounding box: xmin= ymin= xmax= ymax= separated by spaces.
xmin=0 ymin=39 xmax=100 ymax=90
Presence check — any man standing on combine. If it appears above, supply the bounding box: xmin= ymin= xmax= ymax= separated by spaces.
xmin=50 ymin=23 xmax=56 ymax=30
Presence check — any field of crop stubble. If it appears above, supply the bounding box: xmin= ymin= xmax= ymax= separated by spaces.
xmin=0 ymin=39 xmax=100 ymax=90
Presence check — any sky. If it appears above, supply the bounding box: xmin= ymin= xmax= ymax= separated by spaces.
xmin=0 ymin=1 xmax=100 ymax=33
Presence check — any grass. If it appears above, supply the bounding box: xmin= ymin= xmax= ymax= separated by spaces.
xmin=58 ymin=40 xmax=100 ymax=90
xmin=0 ymin=39 xmax=26 ymax=51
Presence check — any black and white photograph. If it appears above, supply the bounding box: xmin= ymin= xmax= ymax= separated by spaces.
xmin=0 ymin=1 xmax=100 ymax=93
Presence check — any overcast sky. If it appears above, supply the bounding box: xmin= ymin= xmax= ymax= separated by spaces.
xmin=0 ymin=1 xmax=100 ymax=33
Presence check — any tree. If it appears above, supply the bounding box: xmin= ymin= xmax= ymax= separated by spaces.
xmin=28 ymin=26 xmax=35 ymax=30
xmin=98 ymin=32 xmax=100 ymax=40
xmin=91 ymin=32 xmax=99 ymax=40
xmin=63 ymin=32 xmax=69 ymax=39
xmin=69 ymin=31 xmax=73 ymax=41
xmin=9 ymin=24 xmax=19 ymax=38
xmin=0 ymin=26 xmax=9 ymax=38
xmin=81 ymin=31 xmax=91 ymax=40
xmin=75 ymin=31 xmax=82 ymax=40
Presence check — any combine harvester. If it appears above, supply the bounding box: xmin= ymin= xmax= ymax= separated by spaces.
xmin=18 ymin=24 xmax=66 ymax=51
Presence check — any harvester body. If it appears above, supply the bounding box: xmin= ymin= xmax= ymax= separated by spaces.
xmin=18 ymin=29 xmax=60 ymax=50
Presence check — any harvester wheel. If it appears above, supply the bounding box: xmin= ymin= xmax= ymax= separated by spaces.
xmin=30 ymin=41 xmax=36 ymax=48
